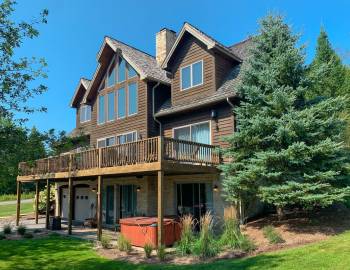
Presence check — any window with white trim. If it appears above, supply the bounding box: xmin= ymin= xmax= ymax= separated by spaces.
xmin=173 ymin=121 xmax=210 ymax=144
xmin=97 ymin=136 xmax=115 ymax=148
xmin=79 ymin=105 xmax=91 ymax=123
xmin=181 ymin=60 xmax=203 ymax=90
xmin=116 ymin=131 xmax=137 ymax=144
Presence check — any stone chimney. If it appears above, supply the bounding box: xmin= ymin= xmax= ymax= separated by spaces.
xmin=156 ymin=28 xmax=177 ymax=66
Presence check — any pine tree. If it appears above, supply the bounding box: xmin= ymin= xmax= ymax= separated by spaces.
xmin=220 ymin=15 xmax=350 ymax=218
xmin=308 ymin=28 xmax=346 ymax=98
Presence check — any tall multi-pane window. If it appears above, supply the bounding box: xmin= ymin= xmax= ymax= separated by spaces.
xmin=181 ymin=60 xmax=203 ymax=90
xmin=80 ymin=105 xmax=91 ymax=123
xmin=117 ymin=87 xmax=126 ymax=118
xmin=107 ymin=60 xmax=116 ymax=87
xmin=118 ymin=57 xmax=126 ymax=82
xmin=98 ymin=95 xmax=105 ymax=124
xmin=127 ymin=63 xmax=137 ymax=78
xmin=128 ymin=83 xmax=137 ymax=115
xmin=107 ymin=92 xmax=115 ymax=121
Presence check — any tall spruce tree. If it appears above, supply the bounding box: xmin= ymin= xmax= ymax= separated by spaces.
xmin=220 ymin=15 xmax=350 ymax=218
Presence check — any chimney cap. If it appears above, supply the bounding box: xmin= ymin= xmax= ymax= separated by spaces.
xmin=158 ymin=27 xmax=176 ymax=34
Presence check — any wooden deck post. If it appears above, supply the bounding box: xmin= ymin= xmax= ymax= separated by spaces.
xmin=157 ymin=170 xmax=164 ymax=247
xmin=68 ymin=177 xmax=73 ymax=235
xmin=16 ymin=181 xmax=21 ymax=226
xmin=97 ymin=175 xmax=103 ymax=241
xmin=45 ymin=179 xmax=50 ymax=229
xmin=35 ymin=181 xmax=39 ymax=224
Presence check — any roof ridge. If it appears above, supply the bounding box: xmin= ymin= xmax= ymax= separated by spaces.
xmin=106 ymin=35 xmax=156 ymax=59
xmin=230 ymin=36 xmax=253 ymax=48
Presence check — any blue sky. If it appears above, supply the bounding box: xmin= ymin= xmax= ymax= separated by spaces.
xmin=13 ymin=0 xmax=350 ymax=133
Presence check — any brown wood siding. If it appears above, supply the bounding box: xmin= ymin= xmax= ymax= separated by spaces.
xmin=170 ymin=33 xmax=216 ymax=107
xmin=88 ymin=76 xmax=149 ymax=147
xmin=75 ymin=105 xmax=94 ymax=135
xmin=161 ymin=103 xmax=234 ymax=149
xmin=214 ymin=52 xmax=235 ymax=88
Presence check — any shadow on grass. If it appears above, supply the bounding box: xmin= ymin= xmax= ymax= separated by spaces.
xmin=0 ymin=235 xmax=286 ymax=270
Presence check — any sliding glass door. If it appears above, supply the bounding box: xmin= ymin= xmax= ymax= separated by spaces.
xmin=120 ymin=185 xmax=137 ymax=218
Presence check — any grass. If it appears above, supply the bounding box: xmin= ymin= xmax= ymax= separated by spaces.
xmin=0 ymin=202 xmax=33 ymax=218
xmin=0 ymin=232 xmax=349 ymax=269
xmin=0 ymin=192 xmax=34 ymax=202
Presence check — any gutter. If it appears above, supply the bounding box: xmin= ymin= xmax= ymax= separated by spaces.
xmin=226 ymin=97 xmax=234 ymax=108
xmin=152 ymin=82 xmax=162 ymax=136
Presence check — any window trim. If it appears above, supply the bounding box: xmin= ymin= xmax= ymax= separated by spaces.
xmin=96 ymin=135 xmax=116 ymax=148
xmin=172 ymin=120 xmax=211 ymax=144
xmin=127 ymin=82 xmax=138 ymax=116
xmin=79 ymin=104 xmax=91 ymax=123
xmin=116 ymin=131 xmax=138 ymax=145
xmin=180 ymin=60 xmax=204 ymax=91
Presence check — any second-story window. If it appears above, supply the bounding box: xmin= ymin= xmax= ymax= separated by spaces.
xmin=107 ymin=60 xmax=116 ymax=87
xmin=79 ymin=105 xmax=91 ymax=123
xmin=116 ymin=131 xmax=137 ymax=144
xmin=98 ymin=95 xmax=105 ymax=124
xmin=117 ymin=87 xmax=126 ymax=118
xmin=128 ymin=82 xmax=138 ymax=115
xmin=107 ymin=91 xmax=115 ymax=121
xmin=181 ymin=60 xmax=203 ymax=90
xmin=97 ymin=136 xmax=115 ymax=148
xmin=118 ymin=57 xmax=126 ymax=83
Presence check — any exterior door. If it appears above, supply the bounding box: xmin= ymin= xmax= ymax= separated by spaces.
xmin=75 ymin=188 xmax=95 ymax=222
xmin=120 ymin=185 xmax=137 ymax=218
xmin=61 ymin=188 xmax=68 ymax=219
xmin=105 ymin=185 xmax=115 ymax=225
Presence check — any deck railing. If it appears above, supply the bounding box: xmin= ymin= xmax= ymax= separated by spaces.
xmin=18 ymin=137 xmax=220 ymax=176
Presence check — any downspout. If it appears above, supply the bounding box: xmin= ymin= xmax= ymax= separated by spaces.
xmin=227 ymin=97 xmax=244 ymax=224
xmin=152 ymin=82 xmax=162 ymax=136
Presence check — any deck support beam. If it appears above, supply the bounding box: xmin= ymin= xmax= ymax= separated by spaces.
xmin=45 ymin=179 xmax=50 ymax=229
xmin=68 ymin=177 xmax=73 ymax=235
xmin=35 ymin=181 xmax=39 ymax=224
xmin=97 ymin=175 xmax=103 ymax=241
xmin=157 ymin=170 xmax=164 ymax=247
xmin=16 ymin=181 xmax=21 ymax=226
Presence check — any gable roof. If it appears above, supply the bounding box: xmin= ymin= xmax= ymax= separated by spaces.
xmin=229 ymin=37 xmax=254 ymax=60
xmin=161 ymin=22 xmax=242 ymax=70
xmin=70 ymin=78 xmax=91 ymax=108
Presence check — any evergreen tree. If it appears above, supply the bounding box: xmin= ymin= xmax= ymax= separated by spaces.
xmin=220 ymin=15 xmax=350 ymax=218
xmin=308 ymin=28 xmax=346 ymax=98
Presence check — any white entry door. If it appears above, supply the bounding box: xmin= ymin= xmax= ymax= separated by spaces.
xmin=61 ymin=188 xmax=69 ymax=219
xmin=75 ymin=188 xmax=96 ymax=222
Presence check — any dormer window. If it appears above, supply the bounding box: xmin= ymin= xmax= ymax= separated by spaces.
xmin=80 ymin=105 xmax=91 ymax=123
xmin=181 ymin=60 xmax=203 ymax=90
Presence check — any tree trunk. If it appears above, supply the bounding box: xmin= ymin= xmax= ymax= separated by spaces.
xmin=276 ymin=206 xmax=284 ymax=221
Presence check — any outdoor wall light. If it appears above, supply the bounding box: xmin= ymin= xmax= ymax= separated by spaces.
xmin=213 ymin=185 xmax=219 ymax=192
xmin=91 ymin=187 xmax=97 ymax=192
xmin=136 ymin=186 xmax=141 ymax=192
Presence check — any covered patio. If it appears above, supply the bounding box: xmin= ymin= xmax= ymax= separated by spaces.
xmin=16 ymin=137 xmax=220 ymax=246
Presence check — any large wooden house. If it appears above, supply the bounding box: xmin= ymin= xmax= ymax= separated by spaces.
xmin=16 ymin=22 xmax=251 ymax=245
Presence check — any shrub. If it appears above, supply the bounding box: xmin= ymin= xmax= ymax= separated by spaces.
xmin=33 ymin=229 xmax=42 ymax=233
xmin=263 ymin=225 xmax=285 ymax=244
xmin=23 ymin=233 xmax=33 ymax=239
xmin=176 ymin=214 xmax=195 ymax=255
xmin=17 ymin=224 xmax=27 ymax=235
xmin=0 ymin=234 xmax=5 ymax=240
xmin=219 ymin=213 xmax=256 ymax=252
xmin=100 ymin=235 xmax=112 ymax=249
xmin=3 ymin=224 xmax=12 ymax=234
xmin=117 ymin=234 xmax=132 ymax=253
xmin=192 ymin=212 xmax=219 ymax=258
xmin=157 ymin=245 xmax=166 ymax=261
xmin=144 ymin=243 xmax=153 ymax=258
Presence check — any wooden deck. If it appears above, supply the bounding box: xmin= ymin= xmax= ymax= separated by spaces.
xmin=17 ymin=137 xmax=220 ymax=181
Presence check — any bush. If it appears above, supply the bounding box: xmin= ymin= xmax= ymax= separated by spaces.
xmin=23 ymin=233 xmax=33 ymax=239
xmin=3 ymin=224 xmax=12 ymax=234
xmin=144 ymin=243 xmax=153 ymax=258
xmin=157 ymin=245 xmax=166 ymax=261
xmin=176 ymin=214 xmax=195 ymax=256
xmin=100 ymin=235 xmax=112 ymax=249
xmin=33 ymin=229 xmax=42 ymax=233
xmin=17 ymin=224 xmax=27 ymax=235
xmin=0 ymin=234 xmax=5 ymax=240
xmin=36 ymin=185 xmax=55 ymax=214
xmin=219 ymin=214 xmax=256 ymax=252
xmin=192 ymin=212 xmax=219 ymax=258
xmin=117 ymin=234 xmax=132 ymax=253
xmin=263 ymin=225 xmax=285 ymax=244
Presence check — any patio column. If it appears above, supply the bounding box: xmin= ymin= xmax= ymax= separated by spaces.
xmin=68 ymin=177 xmax=73 ymax=235
xmin=35 ymin=181 xmax=39 ymax=224
xmin=157 ymin=170 xmax=164 ymax=247
xmin=45 ymin=179 xmax=50 ymax=229
xmin=16 ymin=181 xmax=21 ymax=226
xmin=97 ymin=175 xmax=103 ymax=241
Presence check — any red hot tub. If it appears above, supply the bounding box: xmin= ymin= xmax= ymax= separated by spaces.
xmin=119 ymin=217 xmax=181 ymax=247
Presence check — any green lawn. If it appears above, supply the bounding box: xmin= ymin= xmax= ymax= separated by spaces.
xmin=0 ymin=202 xmax=33 ymax=217
xmin=0 ymin=232 xmax=349 ymax=270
